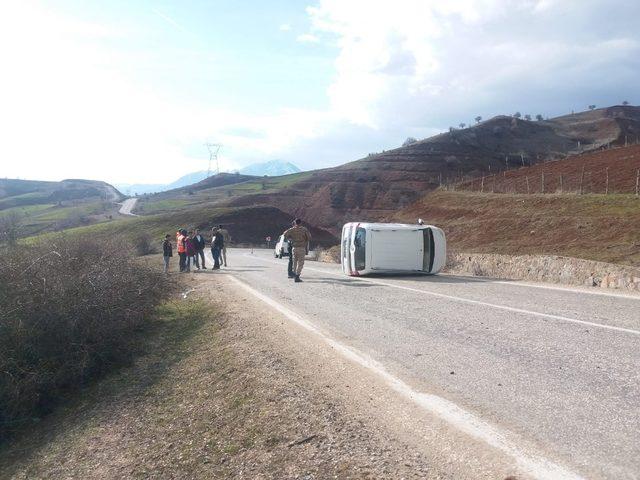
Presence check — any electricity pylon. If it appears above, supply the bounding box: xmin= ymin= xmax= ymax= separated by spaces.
xmin=204 ymin=143 xmax=223 ymax=177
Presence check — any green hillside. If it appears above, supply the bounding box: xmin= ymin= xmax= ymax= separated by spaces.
xmin=0 ymin=178 xmax=123 ymax=238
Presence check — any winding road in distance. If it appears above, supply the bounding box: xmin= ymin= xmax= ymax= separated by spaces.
xmin=211 ymin=248 xmax=640 ymax=480
xmin=118 ymin=197 xmax=138 ymax=216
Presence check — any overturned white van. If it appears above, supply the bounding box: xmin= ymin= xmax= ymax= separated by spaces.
xmin=341 ymin=222 xmax=446 ymax=276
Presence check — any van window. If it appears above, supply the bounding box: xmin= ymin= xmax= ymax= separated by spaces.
xmin=354 ymin=227 xmax=366 ymax=271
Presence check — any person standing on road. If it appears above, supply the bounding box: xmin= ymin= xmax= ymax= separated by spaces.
xmin=162 ymin=234 xmax=173 ymax=273
xmin=193 ymin=228 xmax=206 ymax=269
xmin=185 ymin=230 xmax=196 ymax=272
xmin=217 ymin=224 xmax=230 ymax=267
xmin=177 ymin=229 xmax=187 ymax=272
xmin=286 ymin=230 xmax=295 ymax=279
xmin=284 ymin=218 xmax=311 ymax=283
xmin=211 ymin=227 xmax=224 ymax=270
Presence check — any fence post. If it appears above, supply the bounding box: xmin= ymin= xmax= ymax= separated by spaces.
xmin=439 ymin=172 xmax=442 ymax=187
xmin=492 ymin=176 xmax=496 ymax=193
xmin=605 ymin=167 xmax=609 ymax=195
xmin=481 ymin=176 xmax=485 ymax=193
xmin=579 ymin=165 xmax=585 ymax=195
xmin=559 ymin=174 xmax=563 ymax=193
xmin=636 ymin=169 xmax=639 ymax=197
xmin=526 ymin=176 xmax=530 ymax=194
xmin=541 ymin=172 xmax=545 ymax=194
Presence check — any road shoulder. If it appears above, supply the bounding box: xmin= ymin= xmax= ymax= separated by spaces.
xmin=0 ymin=270 xmax=523 ymax=479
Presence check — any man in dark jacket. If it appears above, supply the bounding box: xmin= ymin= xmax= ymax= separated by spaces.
xmin=162 ymin=234 xmax=173 ymax=273
xmin=193 ymin=228 xmax=206 ymax=269
xmin=211 ymin=227 xmax=224 ymax=270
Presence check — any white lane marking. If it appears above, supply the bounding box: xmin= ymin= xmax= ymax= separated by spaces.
xmin=491 ymin=279 xmax=640 ymax=300
xmin=229 ymin=275 xmax=584 ymax=480
xmin=246 ymin=253 xmax=640 ymax=337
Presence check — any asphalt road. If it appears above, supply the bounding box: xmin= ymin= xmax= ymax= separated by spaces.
xmin=118 ymin=197 xmax=138 ymax=216
xmin=212 ymin=248 xmax=640 ymax=480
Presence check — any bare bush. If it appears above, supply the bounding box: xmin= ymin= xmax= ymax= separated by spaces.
xmin=0 ymin=235 xmax=171 ymax=439
xmin=134 ymin=234 xmax=157 ymax=256
xmin=0 ymin=212 xmax=22 ymax=246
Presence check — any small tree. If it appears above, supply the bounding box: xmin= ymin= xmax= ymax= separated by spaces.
xmin=622 ymin=100 xmax=629 ymax=106
xmin=449 ymin=126 xmax=456 ymax=132
xmin=535 ymin=114 xmax=544 ymax=121
xmin=513 ymin=112 xmax=522 ymax=119
xmin=524 ymin=114 xmax=532 ymax=121
xmin=459 ymin=123 xmax=466 ymax=129
xmin=475 ymin=116 xmax=482 ymax=123
xmin=402 ymin=137 xmax=418 ymax=147
xmin=588 ymin=105 xmax=596 ymax=111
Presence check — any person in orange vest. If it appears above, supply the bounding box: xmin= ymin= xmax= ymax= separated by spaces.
xmin=176 ymin=229 xmax=188 ymax=272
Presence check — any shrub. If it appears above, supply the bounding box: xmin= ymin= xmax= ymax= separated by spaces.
xmin=134 ymin=233 xmax=157 ymax=256
xmin=0 ymin=234 xmax=171 ymax=439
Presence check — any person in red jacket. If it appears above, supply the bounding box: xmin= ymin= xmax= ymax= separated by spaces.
xmin=176 ymin=229 xmax=187 ymax=272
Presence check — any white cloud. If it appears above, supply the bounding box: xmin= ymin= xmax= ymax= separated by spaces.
xmin=1 ymin=1 xmax=638 ymax=184
xmin=0 ymin=3 xmax=332 ymax=183
xmin=296 ymin=33 xmax=320 ymax=44
xmin=305 ymin=0 xmax=640 ymax=130
xmin=279 ymin=23 xmax=292 ymax=31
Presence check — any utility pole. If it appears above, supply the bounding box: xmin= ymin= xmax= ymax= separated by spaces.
xmin=204 ymin=143 xmax=223 ymax=177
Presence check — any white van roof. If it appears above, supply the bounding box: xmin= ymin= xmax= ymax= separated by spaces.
xmin=344 ymin=222 xmax=435 ymax=230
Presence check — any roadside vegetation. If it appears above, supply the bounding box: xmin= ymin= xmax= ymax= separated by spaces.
xmin=0 ymin=235 xmax=171 ymax=441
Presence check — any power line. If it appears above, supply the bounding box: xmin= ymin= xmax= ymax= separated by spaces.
xmin=204 ymin=143 xmax=223 ymax=177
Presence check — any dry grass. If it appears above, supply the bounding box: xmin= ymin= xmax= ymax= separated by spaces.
xmin=0 ymin=235 xmax=171 ymax=440
xmin=394 ymin=190 xmax=640 ymax=266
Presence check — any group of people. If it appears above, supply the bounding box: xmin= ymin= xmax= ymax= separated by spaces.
xmin=162 ymin=225 xmax=229 ymax=273
xmin=160 ymin=218 xmax=311 ymax=283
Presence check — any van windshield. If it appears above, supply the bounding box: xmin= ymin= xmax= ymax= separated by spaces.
xmin=354 ymin=227 xmax=366 ymax=271
xmin=422 ymin=228 xmax=434 ymax=272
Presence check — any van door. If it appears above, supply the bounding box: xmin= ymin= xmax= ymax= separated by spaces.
xmin=370 ymin=229 xmax=422 ymax=271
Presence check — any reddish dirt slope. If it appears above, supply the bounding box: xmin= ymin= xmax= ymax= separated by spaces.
xmin=393 ymin=190 xmax=640 ymax=266
xmin=459 ymin=144 xmax=640 ymax=194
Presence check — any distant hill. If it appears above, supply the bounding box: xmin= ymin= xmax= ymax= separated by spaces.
xmin=116 ymin=161 xmax=300 ymax=195
xmin=0 ymin=178 xmax=123 ymax=237
xmin=0 ymin=178 xmax=121 ymax=207
xmin=239 ymin=160 xmax=300 ymax=177
xmin=116 ymin=171 xmax=210 ymax=196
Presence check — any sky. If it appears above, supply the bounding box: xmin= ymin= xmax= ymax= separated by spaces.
xmin=0 ymin=0 xmax=638 ymax=184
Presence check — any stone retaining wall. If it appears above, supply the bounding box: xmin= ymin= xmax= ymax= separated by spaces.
xmin=316 ymin=246 xmax=640 ymax=292
xmin=444 ymin=252 xmax=640 ymax=292
xmin=315 ymin=245 xmax=640 ymax=292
